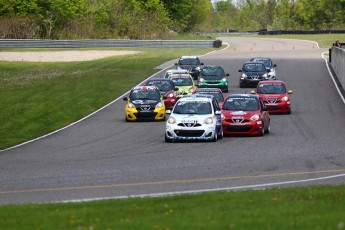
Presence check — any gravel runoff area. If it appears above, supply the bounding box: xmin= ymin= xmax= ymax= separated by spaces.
xmin=0 ymin=50 xmax=140 ymax=62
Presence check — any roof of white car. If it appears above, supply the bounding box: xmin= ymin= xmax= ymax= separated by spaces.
xmin=180 ymin=56 xmax=198 ymax=59
xmin=179 ymin=94 xmax=213 ymax=102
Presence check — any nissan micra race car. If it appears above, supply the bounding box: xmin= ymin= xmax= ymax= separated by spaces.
xmin=254 ymin=80 xmax=293 ymax=114
xmin=168 ymin=73 xmax=196 ymax=100
xmin=221 ymin=94 xmax=270 ymax=136
xmin=123 ymin=86 xmax=166 ymax=121
xmin=165 ymin=95 xmax=223 ymax=142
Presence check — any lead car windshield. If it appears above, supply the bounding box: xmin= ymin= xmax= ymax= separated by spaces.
xmin=178 ymin=58 xmax=200 ymax=66
xmin=130 ymin=89 xmax=161 ymax=100
xmin=223 ymin=97 xmax=259 ymax=111
xmin=173 ymin=101 xmax=212 ymax=115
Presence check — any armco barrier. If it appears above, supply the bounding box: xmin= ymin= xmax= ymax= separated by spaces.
xmin=0 ymin=39 xmax=215 ymax=49
xmin=331 ymin=46 xmax=345 ymax=90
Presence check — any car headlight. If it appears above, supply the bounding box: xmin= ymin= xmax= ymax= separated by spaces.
xmin=167 ymin=116 xmax=176 ymax=124
xmin=222 ymin=78 xmax=227 ymax=82
xmin=167 ymin=93 xmax=174 ymax=98
xmin=199 ymin=78 xmax=205 ymax=82
xmin=155 ymin=102 xmax=163 ymax=108
xmin=128 ymin=102 xmax=135 ymax=108
xmin=241 ymin=74 xmax=247 ymax=79
xmin=189 ymin=87 xmax=195 ymax=93
xmin=262 ymin=73 xmax=268 ymax=79
xmin=204 ymin=117 xmax=214 ymax=124
xmin=250 ymin=114 xmax=260 ymax=121
xmin=282 ymin=96 xmax=289 ymax=101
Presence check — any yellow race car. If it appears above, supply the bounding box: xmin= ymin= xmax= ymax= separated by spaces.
xmin=123 ymin=86 xmax=166 ymax=121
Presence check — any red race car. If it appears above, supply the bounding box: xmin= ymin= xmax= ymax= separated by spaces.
xmin=194 ymin=87 xmax=225 ymax=108
xmin=253 ymin=80 xmax=293 ymax=114
xmin=221 ymin=94 xmax=270 ymax=136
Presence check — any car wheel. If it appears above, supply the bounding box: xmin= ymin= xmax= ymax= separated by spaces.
xmin=218 ymin=129 xmax=223 ymax=139
xmin=258 ymin=126 xmax=265 ymax=136
xmin=212 ymin=131 xmax=218 ymax=142
xmin=165 ymin=134 xmax=172 ymax=143
xmin=264 ymin=122 xmax=270 ymax=134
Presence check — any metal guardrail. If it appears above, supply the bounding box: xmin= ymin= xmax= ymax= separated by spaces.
xmin=0 ymin=39 xmax=216 ymax=49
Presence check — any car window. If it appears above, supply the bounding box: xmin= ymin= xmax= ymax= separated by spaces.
xmin=147 ymin=80 xmax=173 ymax=91
xmin=252 ymin=59 xmax=272 ymax=68
xmin=173 ymin=101 xmax=212 ymax=115
xmin=200 ymin=66 xmax=225 ymax=79
xmin=178 ymin=58 xmax=200 ymax=66
xmin=170 ymin=77 xmax=193 ymax=86
xmin=196 ymin=91 xmax=224 ymax=103
xmin=223 ymin=97 xmax=259 ymax=111
xmin=257 ymin=84 xmax=286 ymax=94
xmin=243 ymin=63 xmax=266 ymax=72
xmin=130 ymin=89 xmax=161 ymax=101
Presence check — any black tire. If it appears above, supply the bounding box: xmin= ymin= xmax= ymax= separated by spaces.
xmin=212 ymin=132 xmax=218 ymax=142
xmin=165 ymin=134 xmax=172 ymax=143
xmin=264 ymin=122 xmax=270 ymax=134
xmin=218 ymin=129 xmax=223 ymax=139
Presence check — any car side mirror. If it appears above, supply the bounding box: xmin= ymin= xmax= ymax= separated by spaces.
xmin=238 ymin=70 xmax=242 ymax=72
xmin=166 ymin=110 xmax=171 ymax=114
xmin=123 ymin=97 xmax=128 ymax=101
xmin=174 ymin=63 xmax=178 ymax=66
xmin=226 ymin=73 xmax=230 ymax=76
xmin=288 ymin=90 xmax=293 ymax=94
xmin=273 ymin=64 xmax=277 ymax=67
xmin=201 ymin=63 xmax=204 ymax=65
xmin=174 ymin=87 xmax=179 ymax=91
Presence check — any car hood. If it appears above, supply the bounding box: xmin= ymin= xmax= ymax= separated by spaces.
xmin=131 ymin=99 xmax=160 ymax=106
xmin=258 ymin=93 xmax=287 ymax=100
xmin=171 ymin=113 xmax=211 ymax=123
xmin=179 ymin=65 xmax=197 ymax=71
xmin=175 ymin=86 xmax=193 ymax=94
xmin=221 ymin=110 xmax=259 ymax=119
xmin=243 ymin=71 xmax=266 ymax=76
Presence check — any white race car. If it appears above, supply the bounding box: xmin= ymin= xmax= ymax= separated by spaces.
xmin=165 ymin=94 xmax=223 ymax=142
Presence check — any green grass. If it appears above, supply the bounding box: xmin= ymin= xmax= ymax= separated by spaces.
xmin=257 ymin=34 xmax=345 ymax=48
xmin=1 ymin=185 xmax=345 ymax=229
xmin=0 ymin=48 xmax=215 ymax=149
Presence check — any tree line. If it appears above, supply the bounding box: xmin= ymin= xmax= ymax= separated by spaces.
xmin=0 ymin=0 xmax=344 ymax=39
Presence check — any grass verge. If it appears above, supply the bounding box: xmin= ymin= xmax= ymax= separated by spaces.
xmin=1 ymin=185 xmax=344 ymax=229
xmin=0 ymin=48 xmax=215 ymax=149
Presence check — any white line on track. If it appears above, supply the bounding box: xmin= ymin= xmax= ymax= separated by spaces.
xmin=59 ymin=173 xmax=345 ymax=203
xmin=322 ymin=51 xmax=345 ymax=104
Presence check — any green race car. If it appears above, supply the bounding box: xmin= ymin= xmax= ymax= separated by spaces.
xmin=198 ymin=65 xmax=229 ymax=92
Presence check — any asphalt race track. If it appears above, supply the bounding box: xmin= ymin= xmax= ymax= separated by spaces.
xmin=1 ymin=37 xmax=345 ymax=205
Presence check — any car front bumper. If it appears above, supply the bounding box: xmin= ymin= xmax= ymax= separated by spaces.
xmin=199 ymin=81 xmax=228 ymax=92
xmin=125 ymin=107 xmax=165 ymax=121
xmin=222 ymin=120 xmax=264 ymax=136
xmin=165 ymin=123 xmax=216 ymax=141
